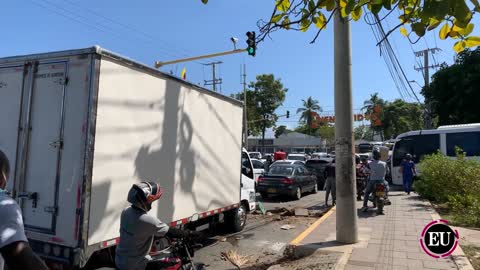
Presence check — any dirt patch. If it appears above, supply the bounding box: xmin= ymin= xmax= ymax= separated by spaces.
xmin=462 ymin=245 xmax=480 ymax=270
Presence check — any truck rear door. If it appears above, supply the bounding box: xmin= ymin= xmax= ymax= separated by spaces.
xmin=1 ymin=61 xmax=68 ymax=233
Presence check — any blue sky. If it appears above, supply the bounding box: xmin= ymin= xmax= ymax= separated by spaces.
xmin=1 ymin=0 xmax=476 ymax=135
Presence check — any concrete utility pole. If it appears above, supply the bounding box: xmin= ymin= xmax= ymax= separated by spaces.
xmin=334 ymin=6 xmax=358 ymax=244
xmin=204 ymin=61 xmax=223 ymax=92
xmin=414 ymin=48 xmax=441 ymax=129
xmin=242 ymin=64 xmax=248 ymax=149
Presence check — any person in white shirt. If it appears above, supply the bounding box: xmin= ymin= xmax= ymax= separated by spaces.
xmin=0 ymin=150 xmax=49 ymax=270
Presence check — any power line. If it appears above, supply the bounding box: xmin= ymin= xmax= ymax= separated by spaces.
xmin=367 ymin=11 xmax=421 ymax=103
xmin=30 ymin=0 xmax=213 ymax=65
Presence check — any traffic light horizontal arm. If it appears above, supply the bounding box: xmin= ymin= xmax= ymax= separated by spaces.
xmin=155 ymin=49 xmax=247 ymax=68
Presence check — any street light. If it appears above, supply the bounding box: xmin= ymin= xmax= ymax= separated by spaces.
xmin=408 ymin=80 xmax=423 ymax=88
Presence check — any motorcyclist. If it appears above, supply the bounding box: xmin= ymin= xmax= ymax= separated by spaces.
xmin=115 ymin=181 xmax=201 ymax=270
xmin=361 ymin=149 xmax=390 ymax=213
xmin=356 ymin=156 xmax=370 ymax=201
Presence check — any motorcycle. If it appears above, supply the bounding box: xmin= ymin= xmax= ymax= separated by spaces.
xmin=149 ymin=235 xmax=206 ymax=270
xmin=368 ymin=180 xmax=387 ymax=215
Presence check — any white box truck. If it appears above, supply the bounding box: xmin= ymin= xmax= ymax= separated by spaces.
xmin=0 ymin=47 xmax=256 ymax=269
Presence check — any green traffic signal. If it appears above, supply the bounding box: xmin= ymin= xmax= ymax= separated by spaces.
xmin=246 ymin=31 xmax=256 ymax=57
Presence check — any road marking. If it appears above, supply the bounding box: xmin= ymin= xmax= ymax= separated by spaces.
xmin=289 ymin=206 xmax=336 ymax=246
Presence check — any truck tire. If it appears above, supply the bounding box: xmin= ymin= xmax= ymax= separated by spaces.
xmin=260 ymin=192 xmax=268 ymax=199
xmin=226 ymin=205 xmax=247 ymax=233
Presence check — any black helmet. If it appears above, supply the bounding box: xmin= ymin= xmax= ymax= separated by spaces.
xmin=127 ymin=182 xmax=164 ymax=212
xmin=373 ymin=148 xmax=381 ymax=160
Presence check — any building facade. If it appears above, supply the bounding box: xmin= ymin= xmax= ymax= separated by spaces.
xmin=247 ymin=132 xmax=324 ymax=154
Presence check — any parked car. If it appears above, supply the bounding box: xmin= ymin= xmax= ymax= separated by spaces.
xmin=257 ymin=164 xmax=318 ymax=200
xmin=311 ymin=152 xmax=329 ymax=159
xmin=305 ymin=158 xmax=332 ymax=189
xmin=272 ymin=160 xmax=305 ymax=166
xmin=250 ymin=158 xmax=265 ymax=185
xmin=249 ymin=151 xmax=262 ymax=160
xmin=287 ymin=153 xmax=307 ymax=161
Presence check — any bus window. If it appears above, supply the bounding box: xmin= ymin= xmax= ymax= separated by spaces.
xmin=393 ymin=134 xmax=440 ymax=166
xmin=446 ymin=132 xmax=480 ymax=156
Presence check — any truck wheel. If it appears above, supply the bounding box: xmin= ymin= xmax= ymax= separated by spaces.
xmin=260 ymin=192 xmax=268 ymax=199
xmin=293 ymin=187 xmax=302 ymax=200
xmin=226 ymin=205 xmax=247 ymax=232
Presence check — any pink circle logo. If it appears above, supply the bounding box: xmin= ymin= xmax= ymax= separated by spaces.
xmin=420 ymin=219 xmax=459 ymax=258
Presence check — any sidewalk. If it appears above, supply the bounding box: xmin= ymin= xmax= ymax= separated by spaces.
xmin=286 ymin=191 xmax=475 ymax=270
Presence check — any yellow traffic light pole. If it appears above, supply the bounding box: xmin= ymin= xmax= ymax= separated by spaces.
xmin=154 ymin=48 xmax=247 ymax=68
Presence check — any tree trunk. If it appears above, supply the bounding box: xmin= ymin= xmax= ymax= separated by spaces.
xmin=262 ymin=122 xmax=266 ymax=154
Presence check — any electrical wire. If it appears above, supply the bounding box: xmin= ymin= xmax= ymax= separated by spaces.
xmin=366 ymin=11 xmax=421 ymax=103
xmin=30 ymin=0 xmax=214 ymax=65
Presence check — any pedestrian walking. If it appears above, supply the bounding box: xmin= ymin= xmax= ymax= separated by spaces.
xmin=400 ymin=153 xmax=416 ymax=195
xmin=324 ymin=159 xmax=336 ymax=206
xmin=0 ymin=150 xmax=49 ymax=270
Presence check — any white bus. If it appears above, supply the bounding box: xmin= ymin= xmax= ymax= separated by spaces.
xmin=391 ymin=123 xmax=480 ymax=185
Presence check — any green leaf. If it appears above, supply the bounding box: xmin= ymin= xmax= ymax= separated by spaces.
xmin=339 ymin=0 xmax=347 ymax=8
xmin=453 ymin=0 xmax=472 ymax=27
xmin=471 ymin=0 xmax=480 ymax=8
xmin=453 ymin=40 xmax=466 ymax=53
xmin=398 ymin=14 xmax=407 ymax=23
xmin=460 ymin=23 xmax=475 ymax=36
xmin=352 ymin=6 xmax=363 ymax=21
xmin=201 ymin=0 xmax=208 ymax=3
xmin=326 ymin=0 xmax=335 ymax=11
xmin=371 ymin=0 xmax=383 ymax=4
xmin=439 ymin=23 xmax=451 ymax=40
xmin=271 ymin=14 xmax=284 ymax=23
xmin=309 ymin=0 xmax=316 ymax=12
xmin=314 ymin=11 xmax=327 ymax=29
xmin=318 ymin=0 xmax=329 ymax=8
xmin=301 ymin=18 xmax=310 ymax=32
xmin=276 ymin=0 xmax=291 ymax=12
xmin=454 ymin=18 xmax=470 ymax=29
xmin=400 ymin=27 xmax=408 ymax=37
xmin=282 ymin=17 xmax=291 ymax=29
xmin=346 ymin=0 xmax=356 ymax=14
xmin=427 ymin=18 xmax=441 ymax=31
xmin=383 ymin=0 xmax=392 ymax=10
xmin=464 ymin=36 xmax=480 ymax=48
xmin=411 ymin=22 xmax=426 ymax=37
xmin=368 ymin=3 xmax=383 ymax=14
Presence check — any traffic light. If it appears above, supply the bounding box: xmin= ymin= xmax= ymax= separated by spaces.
xmin=246 ymin=31 xmax=256 ymax=57
xmin=286 ymin=110 xmax=290 ymax=118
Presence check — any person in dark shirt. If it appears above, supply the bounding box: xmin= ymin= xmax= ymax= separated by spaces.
xmin=324 ymin=160 xmax=336 ymax=206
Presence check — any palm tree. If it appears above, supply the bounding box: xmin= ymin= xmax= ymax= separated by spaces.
xmin=362 ymin=92 xmax=386 ymax=140
xmin=297 ymin=97 xmax=322 ymax=135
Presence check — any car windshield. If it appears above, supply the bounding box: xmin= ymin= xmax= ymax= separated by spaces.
xmin=268 ymin=166 xmax=294 ymax=176
xmin=274 ymin=161 xmax=290 ymax=165
xmin=305 ymin=160 xmax=329 ymax=169
xmin=288 ymin=155 xmax=305 ymax=161
xmin=249 ymin=153 xmax=261 ymax=159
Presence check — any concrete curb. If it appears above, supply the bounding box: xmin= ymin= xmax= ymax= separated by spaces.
xmin=428 ymin=201 xmax=475 ymax=270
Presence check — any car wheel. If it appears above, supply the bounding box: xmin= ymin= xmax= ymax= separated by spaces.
xmin=293 ymin=187 xmax=302 ymax=200
xmin=312 ymin=183 xmax=318 ymax=194
xmin=260 ymin=192 xmax=268 ymax=199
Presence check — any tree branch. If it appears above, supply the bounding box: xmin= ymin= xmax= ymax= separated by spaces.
xmin=375 ymin=22 xmax=404 ymax=46
xmin=310 ymin=9 xmax=336 ymax=44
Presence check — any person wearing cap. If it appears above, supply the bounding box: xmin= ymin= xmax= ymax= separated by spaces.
xmin=115 ymin=181 xmax=201 ymax=270
xmin=400 ymin=153 xmax=416 ymax=195
xmin=0 ymin=150 xmax=49 ymax=270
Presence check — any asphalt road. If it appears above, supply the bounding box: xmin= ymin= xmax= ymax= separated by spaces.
xmin=194 ymin=190 xmax=329 ymax=270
